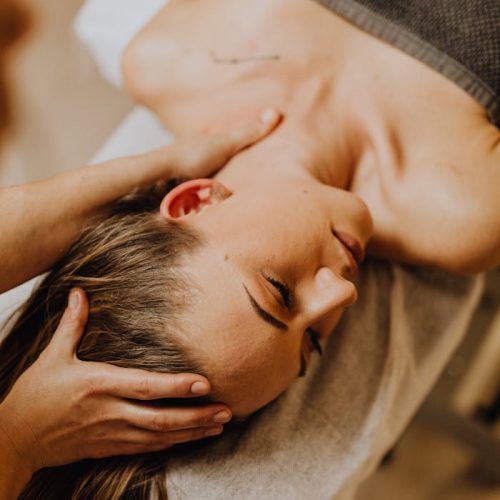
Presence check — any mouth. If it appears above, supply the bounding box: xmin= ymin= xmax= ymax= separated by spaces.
xmin=331 ymin=229 xmax=365 ymax=277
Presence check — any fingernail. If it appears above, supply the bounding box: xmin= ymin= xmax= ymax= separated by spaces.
xmin=260 ymin=108 xmax=278 ymax=124
xmin=69 ymin=289 xmax=80 ymax=310
xmin=213 ymin=410 xmax=231 ymax=423
xmin=205 ymin=426 xmax=223 ymax=437
xmin=191 ymin=381 xmax=210 ymax=395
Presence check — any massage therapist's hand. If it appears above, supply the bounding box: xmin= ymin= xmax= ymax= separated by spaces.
xmin=146 ymin=108 xmax=282 ymax=180
xmin=1 ymin=109 xmax=281 ymax=295
xmin=0 ymin=289 xmax=230 ymax=492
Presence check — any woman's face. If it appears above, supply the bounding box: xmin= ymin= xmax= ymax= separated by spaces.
xmin=163 ymin=178 xmax=373 ymax=416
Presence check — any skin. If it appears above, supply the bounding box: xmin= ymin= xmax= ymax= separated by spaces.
xmin=0 ymin=113 xmax=280 ymax=293
xmin=0 ymin=112 xmax=282 ymax=496
xmin=163 ymin=175 xmax=372 ymax=416
xmin=120 ymin=0 xmax=500 ymax=414
xmin=0 ymin=290 xmax=224 ymax=499
xmin=124 ymin=0 xmax=500 ymax=274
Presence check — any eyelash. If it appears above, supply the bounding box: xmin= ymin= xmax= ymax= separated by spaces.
xmin=263 ymin=273 xmax=293 ymax=311
xmin=306 ymin=328 xmax=323 ymax=356
xmin=262 ymin=273 xmax=322 ymax=357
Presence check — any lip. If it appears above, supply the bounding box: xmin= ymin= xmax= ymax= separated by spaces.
xmin=332 ymin=229 xmax=365 ymax=276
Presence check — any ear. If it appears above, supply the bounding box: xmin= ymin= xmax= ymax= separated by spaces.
xmin=159 ymin=179 xmax=233 ymax=219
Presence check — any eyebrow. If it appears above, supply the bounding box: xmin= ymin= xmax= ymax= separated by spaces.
xmin=242 ymin=284 xmax=288 ymax=331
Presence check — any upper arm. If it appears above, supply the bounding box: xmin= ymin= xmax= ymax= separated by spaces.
xmin=367 ymin=136 xmax=500 ymax=275
xmin=416 ymin=152 xmax=500 ymax=275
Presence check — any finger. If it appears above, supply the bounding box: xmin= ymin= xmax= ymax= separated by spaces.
xmin=166 ymin=425 xmax=224 ymax=443
xmin=102 ymin=425 xmax=224 ymax=449
xmin=126 ymin=426 xmax=224 ymax=447
xmin=227 ymin=108 xmax=282 ymax=153
xmin=50 ymin=288 xmax=89 ymax=357
xmin=259 ymin=108 xmax=283 ymax=132
xmin=91 ymin=365 xmax=213 ymax=399
xmin=119 ymin=403 xmax=232 ymax=432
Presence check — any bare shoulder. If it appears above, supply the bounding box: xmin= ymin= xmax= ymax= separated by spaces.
xmin=366 ymin=118 xmax=500 ymax=275
xmin=120 ymin=0 xmax=276 ymax=129
xmin=121 ymin=0 xmax=192 ymax=105
xmin=121 ymin=0 xmax=326 ymax=109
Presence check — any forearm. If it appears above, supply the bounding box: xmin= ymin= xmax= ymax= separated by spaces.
xmin=0 ymin=149 xmax=174 ymax=293
xmin=0 ymin=109 xmax=280 ymax=293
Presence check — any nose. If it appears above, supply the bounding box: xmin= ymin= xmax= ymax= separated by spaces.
xmin=301 ymin=267 xmax=358 ymax=322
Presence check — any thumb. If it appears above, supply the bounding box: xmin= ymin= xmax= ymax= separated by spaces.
xmin=50 ymin=288 xmax=89 ymax=357
xmin=228 ymin=108 xmax=282 ymax=154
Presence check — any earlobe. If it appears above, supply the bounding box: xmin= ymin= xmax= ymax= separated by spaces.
xmin=159 ymin=179 xmax=232 ymax=220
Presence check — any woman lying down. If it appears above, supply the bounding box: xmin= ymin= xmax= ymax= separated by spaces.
xmin=2 ymin=0 xmax=500 ymax=497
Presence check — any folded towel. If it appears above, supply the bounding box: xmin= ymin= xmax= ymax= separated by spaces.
xmin=165 ymin=263 xmax=483 ymax=499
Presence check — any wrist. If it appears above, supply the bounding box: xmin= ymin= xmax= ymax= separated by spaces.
xmin=73 ymin=148 xmax=176 ymax=208
xmin=132 ymin=146 xmax=176 ymax=183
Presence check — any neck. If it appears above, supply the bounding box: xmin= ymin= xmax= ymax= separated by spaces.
xmin=217 ymin=74 xmax=364 ymax=189
xmin=214 ymin=29 xmax=368 ymax=189
xmin=216 ymin=104 xmax=360 ymax=190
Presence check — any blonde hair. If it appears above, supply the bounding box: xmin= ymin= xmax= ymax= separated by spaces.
xmin=0 ymin=186 xmax=207 ymax=499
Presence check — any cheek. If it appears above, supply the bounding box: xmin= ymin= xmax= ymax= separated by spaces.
xmin=207 ymin=330 xmax=301 ymax=414
xmin=215 ymin=330 xmax=291 ymax=382
xmin=234 ymin=220 xmax=324 ymax=272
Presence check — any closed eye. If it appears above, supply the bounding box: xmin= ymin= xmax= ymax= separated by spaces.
xmin=262 ymin=273 xmax=294 ymax=311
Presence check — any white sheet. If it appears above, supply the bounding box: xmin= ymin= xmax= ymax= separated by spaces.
xmin=74 ymin=0 xmax=168 ymax=88
xmin=90 ymin=106 xmax=172 ymax=164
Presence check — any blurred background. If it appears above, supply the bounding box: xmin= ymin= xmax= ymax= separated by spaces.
xmin=0 ymin=0 xmax=130 ymax=185
xmin=1 ymin=1 xmax=499 ymax=499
